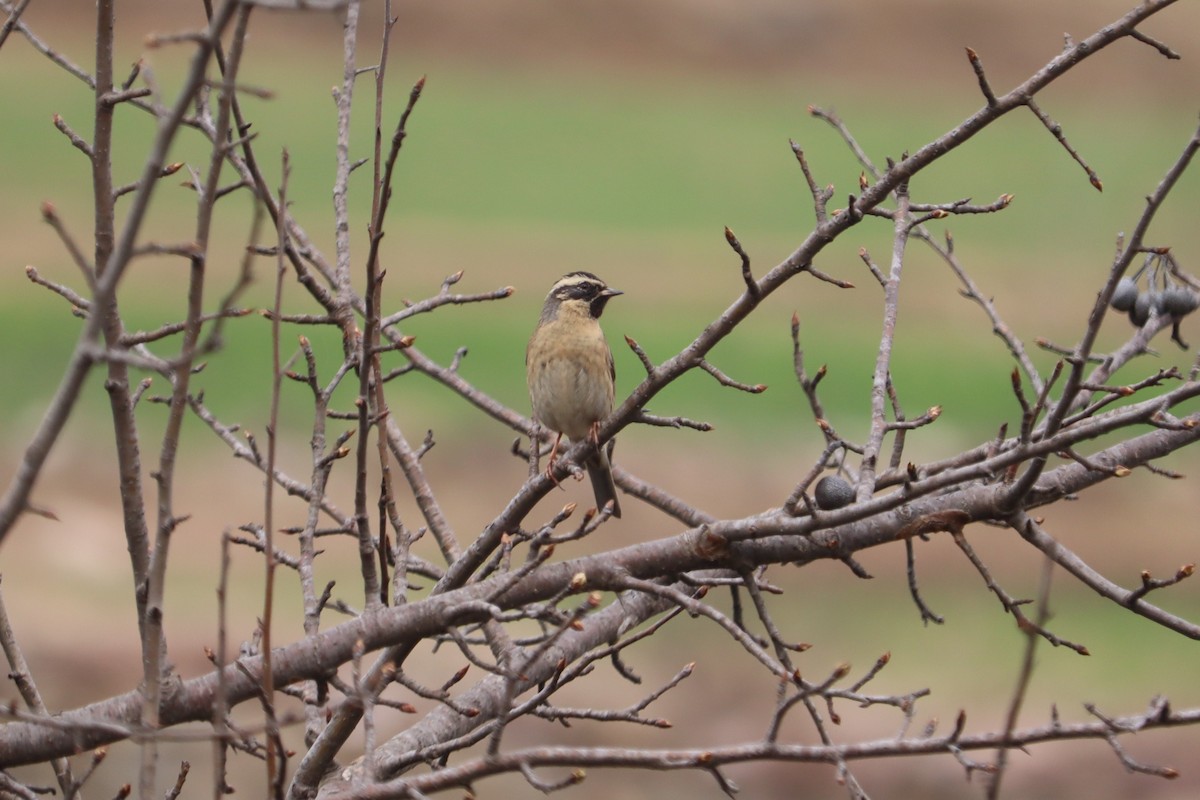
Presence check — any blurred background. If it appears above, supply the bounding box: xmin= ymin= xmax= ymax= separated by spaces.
xmin=1 ymin=0 xmax=1199 ymax=797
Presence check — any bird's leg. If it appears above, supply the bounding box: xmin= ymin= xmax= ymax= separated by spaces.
xmin=588 ymin=421 xmax=601 ymax=446
xmin=544 ymin=432 xmax=564 ymax=487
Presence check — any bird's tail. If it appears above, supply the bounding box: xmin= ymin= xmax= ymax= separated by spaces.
xmin=586 ymin=448 xmax=621 ymax=518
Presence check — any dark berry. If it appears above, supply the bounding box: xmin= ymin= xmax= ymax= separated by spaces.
xmin=1110 ymin=277 xmax=1138 ymax=312
xmin=814 ymin=475 xmax=855 ymax=510
xmin=1161 ymin=287 xmax=1199 ymax=317
xmin=1130 ymin=291 xmax=1161 ymax=327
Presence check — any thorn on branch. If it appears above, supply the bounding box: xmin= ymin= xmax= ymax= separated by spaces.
xmin=416 ymin=429 xmax=436 ymax=460
xmin=789 ymin=138 xmax=832 ymax=221
xmin=519 ymin=762 xmax=585 ymax=793
xmin=839 ymin=555 xmax=873 ymax=580
xmin=448 ymin=346 xmax=467 ymax=373
xmin=610 ymin=651 xmax=643 ymax=685
xmin=858 ymin=247 xmax=886 ymax=288
xmin=23 ymin=502 xmax=59 ymax=521
xmin=1035 ymin=337 xmax=1106 ymax=363
xmin=130 ymin=377 xmax=153 ymax=409
xmin=807 ymin=362 xmax=828 ymax=393
xmin=949 ymin=744 xmax=997 ymax=778
xmin=118 ymin=57 xmax=143 ymax=91
xmin=707 ymin=765 xmax=739 ymax=798
xmin=805 ymin=264 xmax=855 ymax=289
xmin=844 ymin=193 xmax=862 ymax=222
xmin=634 ymin=411 xmax=714 ymax=432
xmin=906 ymin=538 xmax=945 ymax=626
xmin=951 ymin=709 xmax=967 ymax=742
xmin=809 ymin=104 xmax=880 ymax=180
xmin=957 ymin=527 xmax=1090 ymax=655
xmin=200 ymin=77 xmax=274 ymax=100
xmin=1128 ymin=29 xmax=1181 ymax=60
xmin=1104 ymin=733 xmax=1179 ymax=779
xmin=1026 ymin=98 xmax=1103 ymax=191
xmin=698 ymin=359 xmax=766 ymax=394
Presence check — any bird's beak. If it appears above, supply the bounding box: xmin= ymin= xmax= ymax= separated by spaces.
xmin=602 ymin=287 xmax=623 ymax=298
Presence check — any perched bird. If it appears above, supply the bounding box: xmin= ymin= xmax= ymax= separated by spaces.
xmin=527 ymin=271 xmax=623 ymax=517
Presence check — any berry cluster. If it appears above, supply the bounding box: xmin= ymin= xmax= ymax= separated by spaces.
xmin=1109 ymin=253 xmax=1199 ymax=328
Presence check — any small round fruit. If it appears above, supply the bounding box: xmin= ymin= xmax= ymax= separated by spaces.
xmin=1161 ymin=287 xmax=1200 ymax=317
xmin=1130 ymin=291 xmax=1161 ymax=327
xmin=1110 ymin=277 xmax=1138 ymax=312
xmin=814 ymin=475 xmax=854 ymax=510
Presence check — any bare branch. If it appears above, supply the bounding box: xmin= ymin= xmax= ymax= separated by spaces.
xmin=723 ymin=225 xmax=758 ymax=298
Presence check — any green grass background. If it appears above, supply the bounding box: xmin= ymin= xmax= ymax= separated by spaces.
xmin=4 ymin=43 xmax=1199 ymax=450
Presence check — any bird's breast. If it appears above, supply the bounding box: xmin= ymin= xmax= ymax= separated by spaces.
xmin=528 ymin=325 xmax=613 ymax=441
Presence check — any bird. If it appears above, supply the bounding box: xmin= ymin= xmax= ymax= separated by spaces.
xmin=526 ymin=271 xmax=623 ymax=518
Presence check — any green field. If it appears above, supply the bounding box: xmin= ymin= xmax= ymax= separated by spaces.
xmin=3 ymin=41 xmax=1198 ymax=456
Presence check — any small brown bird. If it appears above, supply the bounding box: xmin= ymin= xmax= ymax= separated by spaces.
xmin=526 ymin=271 xmax=623 ymax=517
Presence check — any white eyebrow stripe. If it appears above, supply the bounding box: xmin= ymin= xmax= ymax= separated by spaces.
xmin=551 ymin=274 xmax=604 ymax=293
